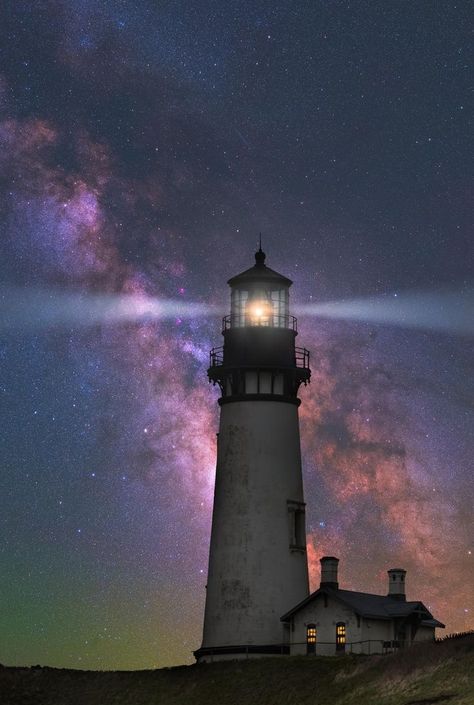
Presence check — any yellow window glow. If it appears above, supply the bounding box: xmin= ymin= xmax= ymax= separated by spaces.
xmin=336 ymin=623 xmax=346 ymax=644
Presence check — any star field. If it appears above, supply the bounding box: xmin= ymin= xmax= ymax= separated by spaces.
xmin=0 ymin=1 xmax=472 ymax=669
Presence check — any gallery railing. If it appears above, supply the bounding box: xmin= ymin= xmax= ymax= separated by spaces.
xmin=209 ymin=346 xmax=310 ymax=370
xmin=222 ymin=314 xmax=298 ymax=332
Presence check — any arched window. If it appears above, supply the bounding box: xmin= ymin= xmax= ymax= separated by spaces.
xmin=336 ymin=622 xmax=346 ymax=652
xmin=306 ymin=624 xmax=316 ymax=654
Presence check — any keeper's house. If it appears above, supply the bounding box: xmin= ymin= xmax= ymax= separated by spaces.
xmin=282 ymin=557 xmax=445 ymax=655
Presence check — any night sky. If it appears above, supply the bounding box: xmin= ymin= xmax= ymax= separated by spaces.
xmin=1 ymin=1 xmax=472 ymax=670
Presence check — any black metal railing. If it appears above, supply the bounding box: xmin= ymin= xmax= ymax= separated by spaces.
xmin=195 ymin=639 xmax=409 ymax=661
xmin=195 ymin=643 xmax=290 ymax=660
xmin=295 ymin=346 xmax=310 ymax=369
xmin=209 ymin=346 xmax=310 ymax=370
xmin=222 ymin=314 xmax=298 ymax=332
xmin=299 ymin=639 xmax=405 ymax=654
xmin=209 ymin=346 xmax=224 ymax=367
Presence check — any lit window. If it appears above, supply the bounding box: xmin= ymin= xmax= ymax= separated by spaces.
xmin=336 ymin=622 xmax=346 ymax=651
xmin=306 ymin=624 xmax=316 ymax=654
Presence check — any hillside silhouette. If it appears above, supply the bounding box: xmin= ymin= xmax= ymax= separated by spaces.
xmin=1 ymin=633 xmax=473 ymax=705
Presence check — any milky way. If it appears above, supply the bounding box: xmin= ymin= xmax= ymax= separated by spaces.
xmin=0 ymin=1 xmax=472 ymax=668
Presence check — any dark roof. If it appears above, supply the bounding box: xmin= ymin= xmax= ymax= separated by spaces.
xmin=421 ymin=618 xmax=445 ymax=628
xmin=227 ymin=249 xmax=292 ymax=288
xmin=281 ymin=587 xmax=445 ymax=628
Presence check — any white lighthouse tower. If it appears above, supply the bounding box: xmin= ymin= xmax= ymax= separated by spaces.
xmin=195 ymin=246 xmax=311 ymax=661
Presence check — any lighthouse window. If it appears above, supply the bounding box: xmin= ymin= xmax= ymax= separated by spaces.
xmin=287 ymin=500 xmax=306 ymax=551
xmin=273 ymin=374 xmax=284 ymax=395
xmin=270 ymin=289 xmax=289 ymax=326
xmin=259 ymin=372 xmax=272 ymax=393
xmin=230 ymin=289 xmax=248 ymax=327
xmin=336 ymin=623 xmax=346 ymax=651
xmin=245 ymin=371 xmax=258 ymax=394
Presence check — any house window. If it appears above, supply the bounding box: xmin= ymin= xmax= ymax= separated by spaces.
xmin=336 ymin=622 xmax=346 ymax=652
xmin=306 ymin=624 xmax=316 ymax=654
xmin=287 ymin=501 xmax=306 ymax=551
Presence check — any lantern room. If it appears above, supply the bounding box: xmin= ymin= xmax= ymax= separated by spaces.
xmin=208 ymin=246 xmax=310 ymax=400
xmin=225 ymin=247 xmax=294 ymax=330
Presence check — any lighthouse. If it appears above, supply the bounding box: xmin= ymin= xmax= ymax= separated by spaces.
xmin=195 ymin=246 xmax=311 ymax=661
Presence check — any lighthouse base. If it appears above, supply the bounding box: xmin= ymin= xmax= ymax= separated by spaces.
xmin=194 ymin=642 xmax=290 ymax=662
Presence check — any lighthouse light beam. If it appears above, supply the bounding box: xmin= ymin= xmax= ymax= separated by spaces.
xmin=1 ymin=286 xmax=472 ymax=336
xmin=0 ymin=287 xmax=220 ymax=331
xmin=296 ymin=287 xmax=474 ymax=337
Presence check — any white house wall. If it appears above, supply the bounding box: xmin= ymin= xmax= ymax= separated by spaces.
xmin=289 ymin=594 xmax=363 ymax=656
xmin=360 ymin=618 xmax=392 ymax=652
xmin=289 ymin=597 xmax=438 ymax=656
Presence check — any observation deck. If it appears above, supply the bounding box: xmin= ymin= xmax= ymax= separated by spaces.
xmin=209 ymin=345 xmax=310 ymax=371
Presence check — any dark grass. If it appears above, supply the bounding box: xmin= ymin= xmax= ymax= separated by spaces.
xmin=1 ymin=634 xmax=473 ymax=705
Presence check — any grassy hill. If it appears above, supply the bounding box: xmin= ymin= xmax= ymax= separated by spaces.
xmin=1 ymin=634 xmax=473 ymax=705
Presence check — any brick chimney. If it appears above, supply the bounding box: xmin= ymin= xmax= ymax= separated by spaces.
xmin=387 ymin=568 xmax=406 ymax=601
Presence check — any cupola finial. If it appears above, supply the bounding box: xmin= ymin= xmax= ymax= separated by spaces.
xmin=255 ymin=233 xmax=266 ymax=265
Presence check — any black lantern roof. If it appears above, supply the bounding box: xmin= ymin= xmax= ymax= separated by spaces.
xmin=227 ymin=247 xmax=293 ymax=288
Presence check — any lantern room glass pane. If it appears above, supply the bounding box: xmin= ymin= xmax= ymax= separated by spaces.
xmin=230 ymin=289 xmax=248 ymax=327
xmin=270 ymin=289 xmax=289 ymax=326
xmin=230 ymin=287 xmax=290 ymax=328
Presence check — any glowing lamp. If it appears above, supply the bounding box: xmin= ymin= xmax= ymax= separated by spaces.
xmin=246 ymin=294 xmax=273 ymax=327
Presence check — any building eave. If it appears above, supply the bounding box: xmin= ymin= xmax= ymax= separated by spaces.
xmin=420 ymin=618 xmax=445 ymax=629
xmin=281 ymin=588 xmax=443 ymax=625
